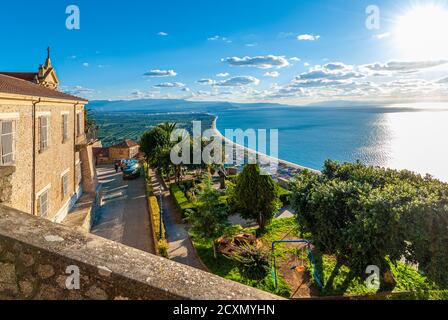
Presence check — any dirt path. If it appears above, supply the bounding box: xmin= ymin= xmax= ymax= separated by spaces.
xmin=147 ymin=169 xmax=207 ymax=271
xmin=91 ymin=165 xmax=156 ymax=254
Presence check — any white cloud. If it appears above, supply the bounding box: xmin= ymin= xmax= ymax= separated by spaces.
xmin=208 ymin=35 xmax=232 ymax=43
xmin=62 ymin=86 xmax=95 ymax=97
xmin=297 ymin=34 xmax=321 ymax=41
xmin=222 ymin=55 xmax=290 ymax=69
xmin=153 ymin=82 xmax=186 ymax=88
xmin=245 ymin=43 xmax=258 ymax=47
xmin=297 ymin=62 xmax=364 ymax=81
xmin=215 ymin=76 xmax=260 ymax=87
xmin=144 ymin=69 xmax=177 ymax=77
xmin=374 ymin=33 xmax=391 ymax=40
xmin=304 ymin=62 xmax=310 ymax=67
xmin=197 ymin=79 xmax=216 ymax=85
xmin=289 ymin=57 xmax=301 ymax=62
xmin=362 ymin=60 xmax=448 ymax=73
xmin=82 ymin=62 xmax=89 ymax=67
xmin=216 ymin=72 xmax=229 ymax=78
xmin=158 ymin=32 xmax=168 ymax=36
xmin=264 ymin=71 xmax=280 ymax=78
xmin=437 ymin=77 xmax=448 ymax=84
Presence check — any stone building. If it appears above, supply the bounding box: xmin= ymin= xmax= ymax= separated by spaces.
xmin=95 ymin=139 xmax=140 ymax=164
xmin=0 ymin=49 xmax=97 ymax=223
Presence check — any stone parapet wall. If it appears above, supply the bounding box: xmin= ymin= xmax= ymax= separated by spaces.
xmin=0 ymin=206 xmax=282 ymax=300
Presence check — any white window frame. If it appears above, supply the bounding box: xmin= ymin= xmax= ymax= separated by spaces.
xmin=61 ymin=169 xmax=70 ymax=199
xmin=0 ymin=119 xmax=16 ymax=166
xmin=75 ymin=160 xmax=82 ymax=186
xmin=36 ymin=184 xmax=51 ymax=218
xmin=39 ymin=115 xmax=50 ymax=152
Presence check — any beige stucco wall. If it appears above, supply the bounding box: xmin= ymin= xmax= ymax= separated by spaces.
xmin=109 ymin=146 xmax=140 ymax=161
xmin=0 ymin=95 xmax=87 ymax=222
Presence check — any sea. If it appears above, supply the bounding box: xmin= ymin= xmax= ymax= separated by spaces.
xmin=213 ymin=102 xmax=448 ymax=181
xmin=90 ymin=99 xmax=448 ymax=182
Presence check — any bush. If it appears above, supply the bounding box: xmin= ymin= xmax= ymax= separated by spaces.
xmin=148 ymin=196 xmax=165 ymax=240
xmin=278 ymin=187 xmax=292 ymax=206
xmin=170 ymin=184 xmax=195 ymax=216
xmin=227 ymin=243 xmax=270 ymax=280
xmin=291 ymin=160 xmax=448 ymax=289
xmin=158 ymin=239 xmax=169 ymax=258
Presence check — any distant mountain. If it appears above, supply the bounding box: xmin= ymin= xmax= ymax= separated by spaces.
xmin=87 ymin=99 xmax=238 ymax=114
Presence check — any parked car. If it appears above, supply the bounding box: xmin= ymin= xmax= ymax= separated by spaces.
xmin=122 ymin=159 xmax=141 ymax=180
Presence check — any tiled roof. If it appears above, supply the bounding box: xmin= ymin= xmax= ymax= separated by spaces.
xmin=0 ymin=72 xmax=37 ymax=82
xmin=112 ymin=139 xmax=140 ymax=149
xmin=0 ymin=74 xmax=87 ymax=102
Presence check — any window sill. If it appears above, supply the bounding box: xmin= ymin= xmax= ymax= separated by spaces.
xmin=39 ymin=148 xmax=50 ymax=154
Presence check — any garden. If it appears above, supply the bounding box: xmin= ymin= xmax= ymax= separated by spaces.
xmin=139 ymin=123 xmax=448 ymax=300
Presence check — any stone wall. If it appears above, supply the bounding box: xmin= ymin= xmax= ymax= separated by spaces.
xmin=0 ymin=166 xmax=15 ymax=204
xmin=0 ymin=99 xmax=87 ymax=221
xmin=0 ymin=206 xmax=282 ymax=300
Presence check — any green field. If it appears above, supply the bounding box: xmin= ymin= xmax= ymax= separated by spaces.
xmin=91 ymin=111 xmax=214 ymax=147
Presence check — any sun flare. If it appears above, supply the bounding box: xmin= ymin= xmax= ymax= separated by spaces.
xmin=394 ymin=4 xmax=448 ymax=60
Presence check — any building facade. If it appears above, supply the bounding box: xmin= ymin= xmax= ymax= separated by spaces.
xmin=95 ymin=139 xmax=140 ymax=165
xmin=0 ymin=50 xmax=97 ymax=223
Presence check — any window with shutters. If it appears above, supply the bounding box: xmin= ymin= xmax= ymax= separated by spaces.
xmin=0 ymin=120 xmax=15 ymax=166
xmin=61 ymin=172 xmax=69 ymax=199
xmin=38 ymin=189 xmax=49 ymax=218
xmin=39 ymin=116 xmax=50 ymax=152
xmin=76 ymin=112 xmax=82 ymax=137
xmin=75 ymin=161 xmax=82 ymax=186
xmin=62 ymin=114 xmax=69 ymax=143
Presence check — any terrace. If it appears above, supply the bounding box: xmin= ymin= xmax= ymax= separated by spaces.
xmin=0 ymin=205 xmax=282 ymax=300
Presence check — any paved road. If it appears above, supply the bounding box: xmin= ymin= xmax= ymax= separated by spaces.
xmin=92 ymin=165 xmax=156 ymax=254
xmin=148 ymin=169 xmax=207 ymax=271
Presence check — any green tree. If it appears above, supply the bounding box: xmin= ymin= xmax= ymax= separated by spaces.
xmin=186 ymin=174 xmax=229 ymax=258
xmin=233 ymin=164 xmax=280 ymax=232
xmin=140 ymin=122 xmax=178 ymax=179
xmin=290 ymin=160 xmax=448 ymax=290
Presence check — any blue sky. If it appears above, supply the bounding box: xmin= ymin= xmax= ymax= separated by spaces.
xmin=1 ymin=0 xmax=448 ymax=103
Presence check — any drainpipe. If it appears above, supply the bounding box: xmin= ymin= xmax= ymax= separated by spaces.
xmin=31 ymin=98 xmax=41 ymax=216
xmin=73 ymin=102 xmax=81 ymax=194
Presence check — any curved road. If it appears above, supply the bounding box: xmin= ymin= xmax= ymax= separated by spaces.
xmin=92 ymin=165 xmax=156 ymax=254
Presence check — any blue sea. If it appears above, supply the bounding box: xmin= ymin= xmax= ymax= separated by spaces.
xmin=214 ymin=102 xmax=448 ymax=181
xmin=90 ymin=99 xmax=448 ymax=181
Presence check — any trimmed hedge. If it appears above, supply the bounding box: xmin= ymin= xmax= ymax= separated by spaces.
xmin=148 ymin=196 xmax=165 ymax=240
xmin=170 ymin=183 xmax=195 ymax=216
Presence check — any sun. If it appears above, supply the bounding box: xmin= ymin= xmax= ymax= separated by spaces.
xmin=394 ymin=4 xmax=448 ymax=60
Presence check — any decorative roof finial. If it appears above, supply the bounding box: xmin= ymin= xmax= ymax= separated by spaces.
xmin=44 ymin=46 xmax=52 ymax=69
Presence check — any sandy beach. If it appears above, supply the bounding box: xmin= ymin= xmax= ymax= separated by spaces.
xmin=211 ymin=116 xmax=321 ymax=179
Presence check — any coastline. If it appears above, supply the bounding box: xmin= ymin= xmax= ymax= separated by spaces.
xmin=210 ymin=116 xmax=321 ymax=177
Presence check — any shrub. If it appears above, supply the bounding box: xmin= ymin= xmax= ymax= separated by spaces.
xmin=278 ymin=187 xmax=292 ymax=206
xmin=148 ymin=196 xmax=166 ymax=240
xmin=228 ymin=243 xmax=270 ymax=280
xmin=158 ymin=239 xmax=169 ymax=258
xmin=291 ymin=160 xmax=448 ymax=289
xmin=170 ymin=184 xmax=195 ymax=216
